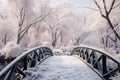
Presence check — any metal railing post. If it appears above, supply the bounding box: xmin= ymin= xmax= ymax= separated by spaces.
xmin=24 ymin=56 xmax=27 ymax=70
xmin=102 ymin=55 xmax=107 ymax=75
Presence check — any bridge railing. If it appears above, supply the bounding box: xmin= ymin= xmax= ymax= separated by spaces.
xmin=0 ymin=46 xmax=53 ymax=80
xmin=71 ymin=45 xmax=120 ymax=79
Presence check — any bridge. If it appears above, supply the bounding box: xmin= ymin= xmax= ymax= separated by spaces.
xmin=0 ymin=46 xmax=120 ymax=80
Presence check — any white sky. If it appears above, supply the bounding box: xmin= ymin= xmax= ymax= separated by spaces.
xmin=50 ymin=0 xmax=94 ymax=13
xmin=50 ymin=0 xmax=93 ymax=6
xmin=0 ymin=0 xmax=7 ymax=5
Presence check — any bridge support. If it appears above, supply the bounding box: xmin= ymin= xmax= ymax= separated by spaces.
xmin=102 ymin=55 xmax=107 ymax=75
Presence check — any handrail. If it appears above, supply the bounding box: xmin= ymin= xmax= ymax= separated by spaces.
xmin=0 ymin=46 xmax=53 ymax=80
xmin=71 ymin=45 xmax=120 ymax=79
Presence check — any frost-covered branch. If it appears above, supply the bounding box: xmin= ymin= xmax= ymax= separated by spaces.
xmin=108 ymin=0 xmax=115 ymax=14
xmin=93 ymin=0 xmax=106 ymax=17
xmin=83 ymin=6 xmax=99 ymax=11
xmin=93 ymin=0 xmax=120 ymax=41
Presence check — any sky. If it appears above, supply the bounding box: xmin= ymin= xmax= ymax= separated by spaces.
xmin=50 ymin=0 xmax=93 ymax=6
xmin=0 ymin=0 xmax=6 ymax=5
xmin=0 ymin=0 xmax=93 ymax=8
xmin=0 ymin=0 xmax=93 ymax=5
xmin=50 ymin=0 xmax=93 ymax=13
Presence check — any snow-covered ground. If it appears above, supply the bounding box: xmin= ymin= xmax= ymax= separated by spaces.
xmin=53 ymin=46 xmax=73 ymax=55
xmin=24 ymin=56 xmax=102 ymax=80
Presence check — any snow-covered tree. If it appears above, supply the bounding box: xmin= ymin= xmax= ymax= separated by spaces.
xmin=8 ymin=0 xmax=50 ymax=45
xmin=0 ymin=0 xmax=16 ymax=48
xmin=93 ymin=0 xmax=120 ymax=41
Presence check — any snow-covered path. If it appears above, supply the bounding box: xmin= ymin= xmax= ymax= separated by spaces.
xmin=24 ymin=56 xmax=102 ymax=80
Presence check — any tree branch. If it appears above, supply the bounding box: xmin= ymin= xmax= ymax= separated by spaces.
xmin=107 ymin=35 xmax=117 ymax=42
xmin=83 ymin=6 xmax=99 ymax=11
xmin=19 ymin=7 xmax=25 ymax=27
xmin=19 ymin=9 xmax=51 ymax=40
xmin=103 ymin=0 xmax=108 ymax=16
xmin=108 ymin=0 xmax=115 ymax=14
xmin=112 ymin=3 xmax=120 ymax=9
xmin=93 ymin=0 xmax=105 ymax=17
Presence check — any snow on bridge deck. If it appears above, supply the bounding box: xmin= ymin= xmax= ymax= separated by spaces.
xmin=24 ymin=56 xmax=102 ymax=80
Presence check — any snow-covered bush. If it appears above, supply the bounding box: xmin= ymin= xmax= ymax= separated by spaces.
xmin=53 ymin=45 xmax=74 ymax=55
xmin=0 ymin=41 xmax=4 ymax=49
xmin=1 ymin=41 xmax=27 ymax=58
xmin=41 ymin=42 xmax=51 ymax=47
xmin=53 ymin=48 xmax=64 ymax=55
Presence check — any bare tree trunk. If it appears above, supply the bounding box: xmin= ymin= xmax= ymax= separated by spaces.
xmin=17 ymin=27 xmax=22 ymax=44
xmin=101 ymin=37 xmax=105 ymax=48
xmin=52 ymin=33 xmax=57 ymax=47
xmin=105 ymin=35 xmax=108 ymax=47
xmin=52 ymin=40 xmax=56 ymax=47
xmin=17 ymin=33 xmax=20 ymax=44
xmin=115 ymin=35 xmax=117 ymax=48
xmin=51 ymin=31 xmax=60 ymax=47
xmin=4 ymin=34 xmax=7 ymax=45
xmin=74 ymin=37 xmax=80 ymax=45
xmin=60 ymin=33 xmax=63 ymax=45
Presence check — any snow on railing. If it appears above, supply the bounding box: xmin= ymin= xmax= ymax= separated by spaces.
xmin=71 ymin=45 xmax=120 ymax=80
xmin=0 ymin=46 xmax=53 ymax=80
